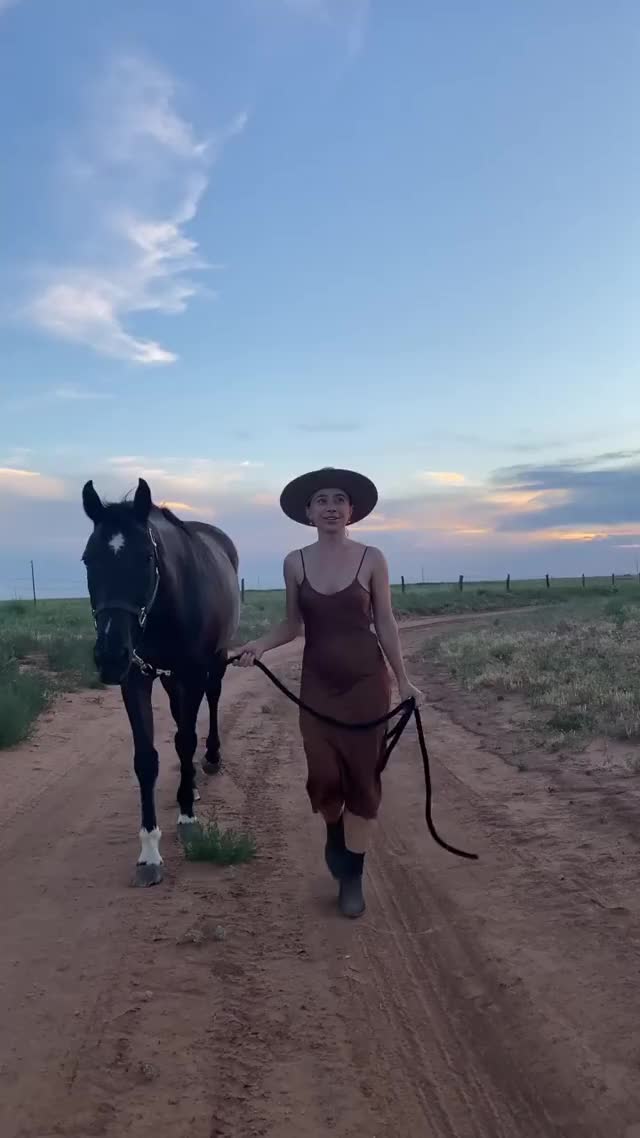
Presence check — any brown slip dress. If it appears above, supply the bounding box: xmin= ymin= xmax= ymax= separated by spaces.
xmin=297 ymin=547 xmax=392 ymax=821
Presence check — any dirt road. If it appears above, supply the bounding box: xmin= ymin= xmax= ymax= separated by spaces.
xmin=1 ymin=618 xmax=640 ymax=1137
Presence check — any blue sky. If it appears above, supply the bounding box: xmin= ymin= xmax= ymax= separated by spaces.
xmin=1 ymin=0 xmax=639 ymax=596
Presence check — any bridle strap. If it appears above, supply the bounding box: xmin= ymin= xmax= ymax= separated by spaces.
xmin=91 ymin=529 xmax=160 ymax=630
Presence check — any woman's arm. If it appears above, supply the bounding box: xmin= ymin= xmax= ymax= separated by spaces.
xmin=232 ymin=551 xmax=303 ymax=666
xmin=369 ymin=548 xmax=420 ymax=702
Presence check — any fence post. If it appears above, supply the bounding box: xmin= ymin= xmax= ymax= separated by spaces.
xmin=458 ymin=574 xmax=464 ymax=592
xmin=506 ymin=574 xmax=511 ymax=592
xmin=582 ymin=574 xmax=586 ymax=588
xmin=545 ymin=573 xmax=550 ymax=589
xmin=30 ymin=560 xmax=37 ymax=607
xmin=241 ymin=577 xmax=245 ymax=603
xmin=611 ymin=573 xmax=616 ymax=587
xmin=401 ymin=575 xmax=406 ymax=594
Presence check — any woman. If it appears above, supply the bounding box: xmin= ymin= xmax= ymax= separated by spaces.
xmin=233 ymin=467 xmax=420 ymax=919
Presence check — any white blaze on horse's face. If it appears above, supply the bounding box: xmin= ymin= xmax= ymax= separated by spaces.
xmin=109 ymin=532 xmax=125 ymax=555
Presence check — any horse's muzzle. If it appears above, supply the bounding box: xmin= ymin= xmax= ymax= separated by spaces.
xmin=95 ymin=644 xmax=131 ymax=686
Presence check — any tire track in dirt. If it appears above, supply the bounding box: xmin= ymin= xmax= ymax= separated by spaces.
xmin=2 ymin=618 xmax=640 ymax=1136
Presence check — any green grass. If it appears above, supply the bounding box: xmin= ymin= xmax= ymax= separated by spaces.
xmin=236 ymin=579 xmax=629 ymax=637
xmin=236 ymin=590 xmax=284 ymax=642
xmin=0 ymin=599 xmax=100 ymax=749
xmin=182 ymin=820 xmax=257 ymax=865
xmin=434 ymin=593 xmax=640 ymax=746
xmin=2 ymin=575 xmax=639 ymax=751
xmin=0 ymin=661 xmax=50 ymax=749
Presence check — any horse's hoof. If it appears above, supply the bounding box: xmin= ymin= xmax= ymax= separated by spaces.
xmin=133 ymin=863 xmax=163 ymax=887
xmin=201 ymin=754 xmax=221 ymax=776
xmin=177 ymin=820 xmax=201 ymax=846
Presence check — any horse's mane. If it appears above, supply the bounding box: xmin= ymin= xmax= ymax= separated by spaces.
xmin=156 ymin=505 xmax=191 ymax=534
xmin=99 ymin=495 xmax=191 ymax=536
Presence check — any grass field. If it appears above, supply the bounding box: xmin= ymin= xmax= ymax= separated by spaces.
xmin=434 ymin=591 xmax=640 ymax=749
xmin=1 ymin=577 xmax=638 ymax=751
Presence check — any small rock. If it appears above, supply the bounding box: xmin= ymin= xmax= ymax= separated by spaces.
xmin=177 ymin=928 xmax=204 ymax=946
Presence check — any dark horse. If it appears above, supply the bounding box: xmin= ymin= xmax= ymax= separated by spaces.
xmin=82 ymin=478 xmax=240 ymax=886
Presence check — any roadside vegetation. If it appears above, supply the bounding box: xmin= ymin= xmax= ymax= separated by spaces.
xmin=434 ymin=593 xmax=640 ymax=748
xmin=2 ymin=578 xmax=638 ymax=751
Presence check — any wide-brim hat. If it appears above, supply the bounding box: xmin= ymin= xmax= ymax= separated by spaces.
xmin=280 ymin=467 xmax=378 ymax=526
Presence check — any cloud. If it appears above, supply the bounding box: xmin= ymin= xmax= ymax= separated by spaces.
xmin=420 ymin=471 xmax=466 ymax=486
xmin=276 ymin=0 xmax=370 ymax=55
xmin=356 ymin=513 xmax=414 ymax=533
xmin=160 ymin=499 xmax=206 ymax=515
xmin=99 ymin=455 xmax=266 ymax=502
xmin=491 ymin=459 xmax=640 ymax=533
xmin=0 ymin=467 xmax=66 ymax=500
xmin=52 ymin=386 xmax=113 ymax=402
xmin=0 ymin=0 xmax=21 ymax=11
xmin=296 ymin=420 xmax=360 ymax=434
xmin=6 ymin=445 xmax=640 ymax=595
xmin=1 ymin=385 xmax=113 ymax=412
xmin=25 ymin=55 xmax=247 ymax=365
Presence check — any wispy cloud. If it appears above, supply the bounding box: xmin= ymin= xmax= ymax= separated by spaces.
xmin=276 ymin=0 xmax=370 ymax=55
xmin=1 ymin=385 xmax=113 ymax=412
xmin=26 ymin=55 xmax=247 ymax=365
xmin=296 ymin=420 xmax=360 ymax=434
xmin=102 ymin=454 xmax=265 ymax=501
xmin=52 ymin=386 xmax=113 ymax=402
xmin=0 ymin=467 xmax=66 ymax=500
xmin=420 ymin=471 xmax=466 ymax=486
xmin=0 ymin=0 xmax=21 ymax=12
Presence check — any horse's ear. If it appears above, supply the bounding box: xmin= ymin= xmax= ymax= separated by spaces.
xmin=133 ymin=478 xmax=152 ymax=523
xmin=82 ymin=480 xmax=104 ymax=524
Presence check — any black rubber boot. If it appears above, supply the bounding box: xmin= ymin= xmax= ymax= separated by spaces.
xmin=324 ymin=816 xmax=347 ymax=880
xmin=338 ymin=850 xmax=365 ymax=919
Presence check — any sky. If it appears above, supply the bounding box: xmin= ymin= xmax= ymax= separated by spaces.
xmin=1 ymin=0 xmax=639 ymax=597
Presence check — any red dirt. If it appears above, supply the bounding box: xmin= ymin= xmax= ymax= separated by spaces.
xmin=1 ymin=617 xmax=640 ymax=1137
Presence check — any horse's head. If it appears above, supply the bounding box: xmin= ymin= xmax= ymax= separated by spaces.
xmin=82 ymin=478 xmax=160 ymax=685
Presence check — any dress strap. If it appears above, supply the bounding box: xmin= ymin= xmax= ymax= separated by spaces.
xmin=299 ymin=549 xmax=307 ymax=581
xmin=355 ymin=546 xmax=368 ymax=580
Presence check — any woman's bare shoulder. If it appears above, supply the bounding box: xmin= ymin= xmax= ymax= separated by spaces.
xmin=361 ymin=543 xmax=386 ymax=563
xmin=284 ymin=547 xmax=312 ymax=582
xmin=285 ymin=542 xmax=316 ymax=563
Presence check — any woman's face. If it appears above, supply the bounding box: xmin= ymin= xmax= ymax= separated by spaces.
xmin=306 ymin=487 xmax=353 ymax=533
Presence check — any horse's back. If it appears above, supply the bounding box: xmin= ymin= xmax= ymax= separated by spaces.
xmin=151 ymin=509 xmax=240 ymax=656
xmin=186 ymin=521 xmax=240 ymax=652
xmin=186 ymin=521 xmax=239 ymax=574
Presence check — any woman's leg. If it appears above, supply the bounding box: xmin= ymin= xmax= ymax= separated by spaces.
xmin=337 ymin=724 xmax=387 ymax=918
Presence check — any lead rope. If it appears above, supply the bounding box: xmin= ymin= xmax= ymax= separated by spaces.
xmin=228 ymin=655 xmax=478 ymax=862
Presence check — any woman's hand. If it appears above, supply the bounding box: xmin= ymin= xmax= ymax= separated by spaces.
xmin=230 ymin=640 xmax=264 ymax=668
xmin=398 ymin=678 xmax=422 ymax=705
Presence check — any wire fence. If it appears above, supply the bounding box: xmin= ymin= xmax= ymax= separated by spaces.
xmin=2 ymin=565 xmax=640 ymax=605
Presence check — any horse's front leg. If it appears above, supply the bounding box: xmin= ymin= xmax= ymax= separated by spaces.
xmin=201 ymin=654 xmax=226 ymax=775
xmin=121 ymin=670 xmax=163 ymax=887
xmin=160 ymin=674 xmax=200 ymax=801
xmin=174 ymin=676 xmax=206 ymax=842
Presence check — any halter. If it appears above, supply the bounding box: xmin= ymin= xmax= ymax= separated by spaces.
xmin=91 ymin=530 xmax=170 ymax=677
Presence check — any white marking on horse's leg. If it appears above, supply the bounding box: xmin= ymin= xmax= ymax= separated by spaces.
xmin=109 ymin=532 xmax=125 ymax=555
xmin=177 ymin=812 xmax=198 ymax=825
xmin=138 ymin=827 xmax=163 ymax=866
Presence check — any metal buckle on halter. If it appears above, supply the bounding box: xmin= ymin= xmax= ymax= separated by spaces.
xmin=132 ymin=650 xmax=172 ymax=679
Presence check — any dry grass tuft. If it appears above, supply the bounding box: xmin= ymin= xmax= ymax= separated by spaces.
xmin=436 ymin=598 xmax=640 ymax=744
